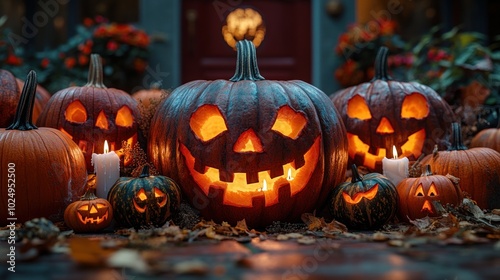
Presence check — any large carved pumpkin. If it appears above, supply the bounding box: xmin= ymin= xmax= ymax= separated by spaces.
xmin=148 ymin=40 xmax=348 ymax=228
xmin=37 ymin=54 xmax=140 ymax=172
xmin=331 ymin=47 xmax=455 ymax=172
xmin=0 ymin=71 xmax=87 ymax=224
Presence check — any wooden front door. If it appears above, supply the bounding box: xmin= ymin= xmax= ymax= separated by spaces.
xmin=181 ymin=0 xmax=311 ymax=83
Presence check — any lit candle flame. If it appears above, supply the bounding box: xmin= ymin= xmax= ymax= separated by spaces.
xmin=104 ymin=140 xmax=109 ymax=154
xmin=392 ymin=145 xmax=398 ymax=159
xmin=287 ymin=168 xmax=294 ymax=181
xmin=262 ymin=179 xmax=268 ymax=191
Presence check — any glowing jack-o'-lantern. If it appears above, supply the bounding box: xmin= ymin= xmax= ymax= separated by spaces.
xmin=396 ymin=165 xmax=462 ymax=221
xmin=107 ymin=165 xmax=181 ymax=228
xmin=330 ymin=164 xmax=398 ymax=229
xmin=64 ymin=184 xmax=113 ymax=233
xmin=148 ymin=40 xmax=348 ymax=228
xmin=37 ymin=54 xmax=139 ymax=172
xmin=331 ymin=47 xmax=455 ymax=172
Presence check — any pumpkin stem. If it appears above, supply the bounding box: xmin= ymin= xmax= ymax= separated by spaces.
xmin=6 ymin=70 xmax=38 ymax=131
xmin=85 ymin=54 xmax=107 ymax=88
xmin=139 ymin=165 xmax=150 ymax=178
xmin=350 ymin=164 xmax=363 ymax=183
xmin=421 ymin=164 xmax=433 ymax=177
xmin=81 ymin=188 xmax=99 ymax=201
xmin=449 ymin=122 xmax=468 ymax=151
xmin=371 ymin=46 xmax=392 ymax=81
xmin=230 ymin=40 xmax=265 ymax=82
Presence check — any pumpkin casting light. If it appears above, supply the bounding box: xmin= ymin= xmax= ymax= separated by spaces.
xmin=396 ymin=165 xmax=462 ymax=221
xmin=148 ymin=40 xmax=348 ymax=228
xmin=36 ymin=54 xmax=139 ymax=172
xmin=329 ymin=164 xmax=398 ymax=230
xmin=331 ymin=47 xmax=455 ymax=172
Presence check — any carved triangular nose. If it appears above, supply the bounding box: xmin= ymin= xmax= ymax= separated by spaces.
xmin=233 ymin=129 xmax=263 ymax=153
xmin=376 ymin=117 xmax=394 ymax=134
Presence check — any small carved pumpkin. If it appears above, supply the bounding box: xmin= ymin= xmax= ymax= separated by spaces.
xmin=64 ymin=181 xmax=113 ymax=233
xmin=421 ymin=123 xmax=500 ymax=209
xmin=331 ymin=47 xmax=455 ymax=172
xmin=329 ymin=164 xmax=398 ymax=230
xmin=148 ymin=40 xmax=348 ymax=228
xmin=107 ymin=165 xmax=181 ymax=228
xmin=0 ymin=71 xmax=87 ymax=224
xmin=397 ymin=165 xmax=462 ymax=222
xmin=37 ymin=54 xmax=139 ymax=172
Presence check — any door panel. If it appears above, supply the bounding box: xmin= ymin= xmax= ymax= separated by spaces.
xmin=181 ymin=0 xmax=311 ymax=83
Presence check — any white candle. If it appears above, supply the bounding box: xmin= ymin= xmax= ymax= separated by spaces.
xmin=382 ymin=146 xmax=409 ymax=186
xmin=92 ymin=140 xmax=120 ymax=198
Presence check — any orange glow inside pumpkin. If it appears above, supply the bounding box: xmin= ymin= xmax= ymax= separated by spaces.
xmin=95 ymin=110 xmax=109 ymax=130
xmin=190 ymin=105 xmax=228 ymax=142
xmin=421 ymin=200 xmax=433 ymax=213
xmin=347 ymin=95 xmax=372 ymax=120
xmin=342 ymin=184 xmax=379 ymax=204
xmin=347 ymin=129 xmax=425 ymax=170
xmin=115 ymin=106 xmax=134 ymax=127
xmin=376 ymin=117 xmax=395 ymax=134
xmin=180 ymin=136 xmax=321 ymax=207
xmin=233 ymin=129 xmax=263 ymax=153
xmin=271 ymin=106 xmax=307 ymax=139
xmin=77 ymin=203 xmax=109 ymax=224
xmin=401 ymin=93 xmax=429 ymax=119
xmin=65 ymin=100 xmax=87 ymax=123
xmin=154 ymin=187 xmax=168 ymax=207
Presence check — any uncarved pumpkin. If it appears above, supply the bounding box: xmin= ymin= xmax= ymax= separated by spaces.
xmin=397 ymin=165 xmax=462 ymax=222
xmin=148 ymin=40 xmax=348 ymax=228
xmin=0 ymin=69 xmax=51 ymax=127
xmin=330 ymin=164 xmax=398 ymax=230
xmin=421 ymin=123 xmax=500 ymax=209
xmin=37 ymin=54 xmax=140 ymax=172
xmin=0 ymin=71 xmax=87 ymax=224
xmin=470 ymin=115 xmax=500 ymax=153
xmin=331 ymin=47 xmax=455 ymax=172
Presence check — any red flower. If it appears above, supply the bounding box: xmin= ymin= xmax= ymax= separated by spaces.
xmin=6 ymin=54 xmax=22 ymax=65
xmin=106 ymin=41 xmax=119 ymax=51
xmin=78 ymin=55 xmax=89 ymax=66
xmin=65 ymin=57 xmax=76 ymax=69
xmin=40 ymin=58 xmax=50 ymax=68
xmin=83 ymin=18 xmax=94 ymax=27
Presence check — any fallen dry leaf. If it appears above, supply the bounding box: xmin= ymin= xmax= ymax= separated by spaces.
xmin=297 ymin=236 xmax=316 ymax=245
xmin=107 ymin=249 xmax=150 ymax=273
xmin=172 ymin=259 xmax=209 ymax=275
xmin=68 ymin=237 xmax=118 ymax=266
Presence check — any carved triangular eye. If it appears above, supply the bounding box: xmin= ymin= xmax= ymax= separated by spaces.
xmin=347 ymin=95 xmax=372 ymax=120
xmin=116 ymin=106 xmax=134 ymax=127
xmin=401 ymin=92 xmax=429 ymax=119
xmin=271 ymin=105 xmax=307 ymax=139
xmin=190 ymin=105 xmax=228 ymax=142
xmin=415 ymin=184 xmax=424 ymax=197
xmin=65 ymin=100 xmax=87 ymax=123
xmin=428 ymin=183 xmax=438 ymax=197
xmin=154 ymin=187 xmax=167 ymax=207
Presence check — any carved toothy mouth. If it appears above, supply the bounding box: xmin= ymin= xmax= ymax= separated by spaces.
xmin=347 ymin=129 xmax=426 ymax=170
xmin=77 ymin=211 xmax=109 ymax=224
xmin=180 ymin=137 xmax=320 ymax=207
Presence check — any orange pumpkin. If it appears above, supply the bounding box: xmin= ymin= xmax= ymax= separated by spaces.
xmin=0 ymin=71 xmax=87 ymax=224
xmin=421 ymin=123 xmax=500 ymax=209
xmin=64 ymin=186 xmax=113 ymax=233
xmin=397 ymin=165 xmax=462 ymax=221
xmin=470 ymin=115 xmax=500 ymax=153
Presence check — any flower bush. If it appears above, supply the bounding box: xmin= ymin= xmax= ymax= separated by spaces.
xmin=0 ymin=16 xmax=150 ymax=93
xmin=334 ymin=18 xmax=410 ymax=87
